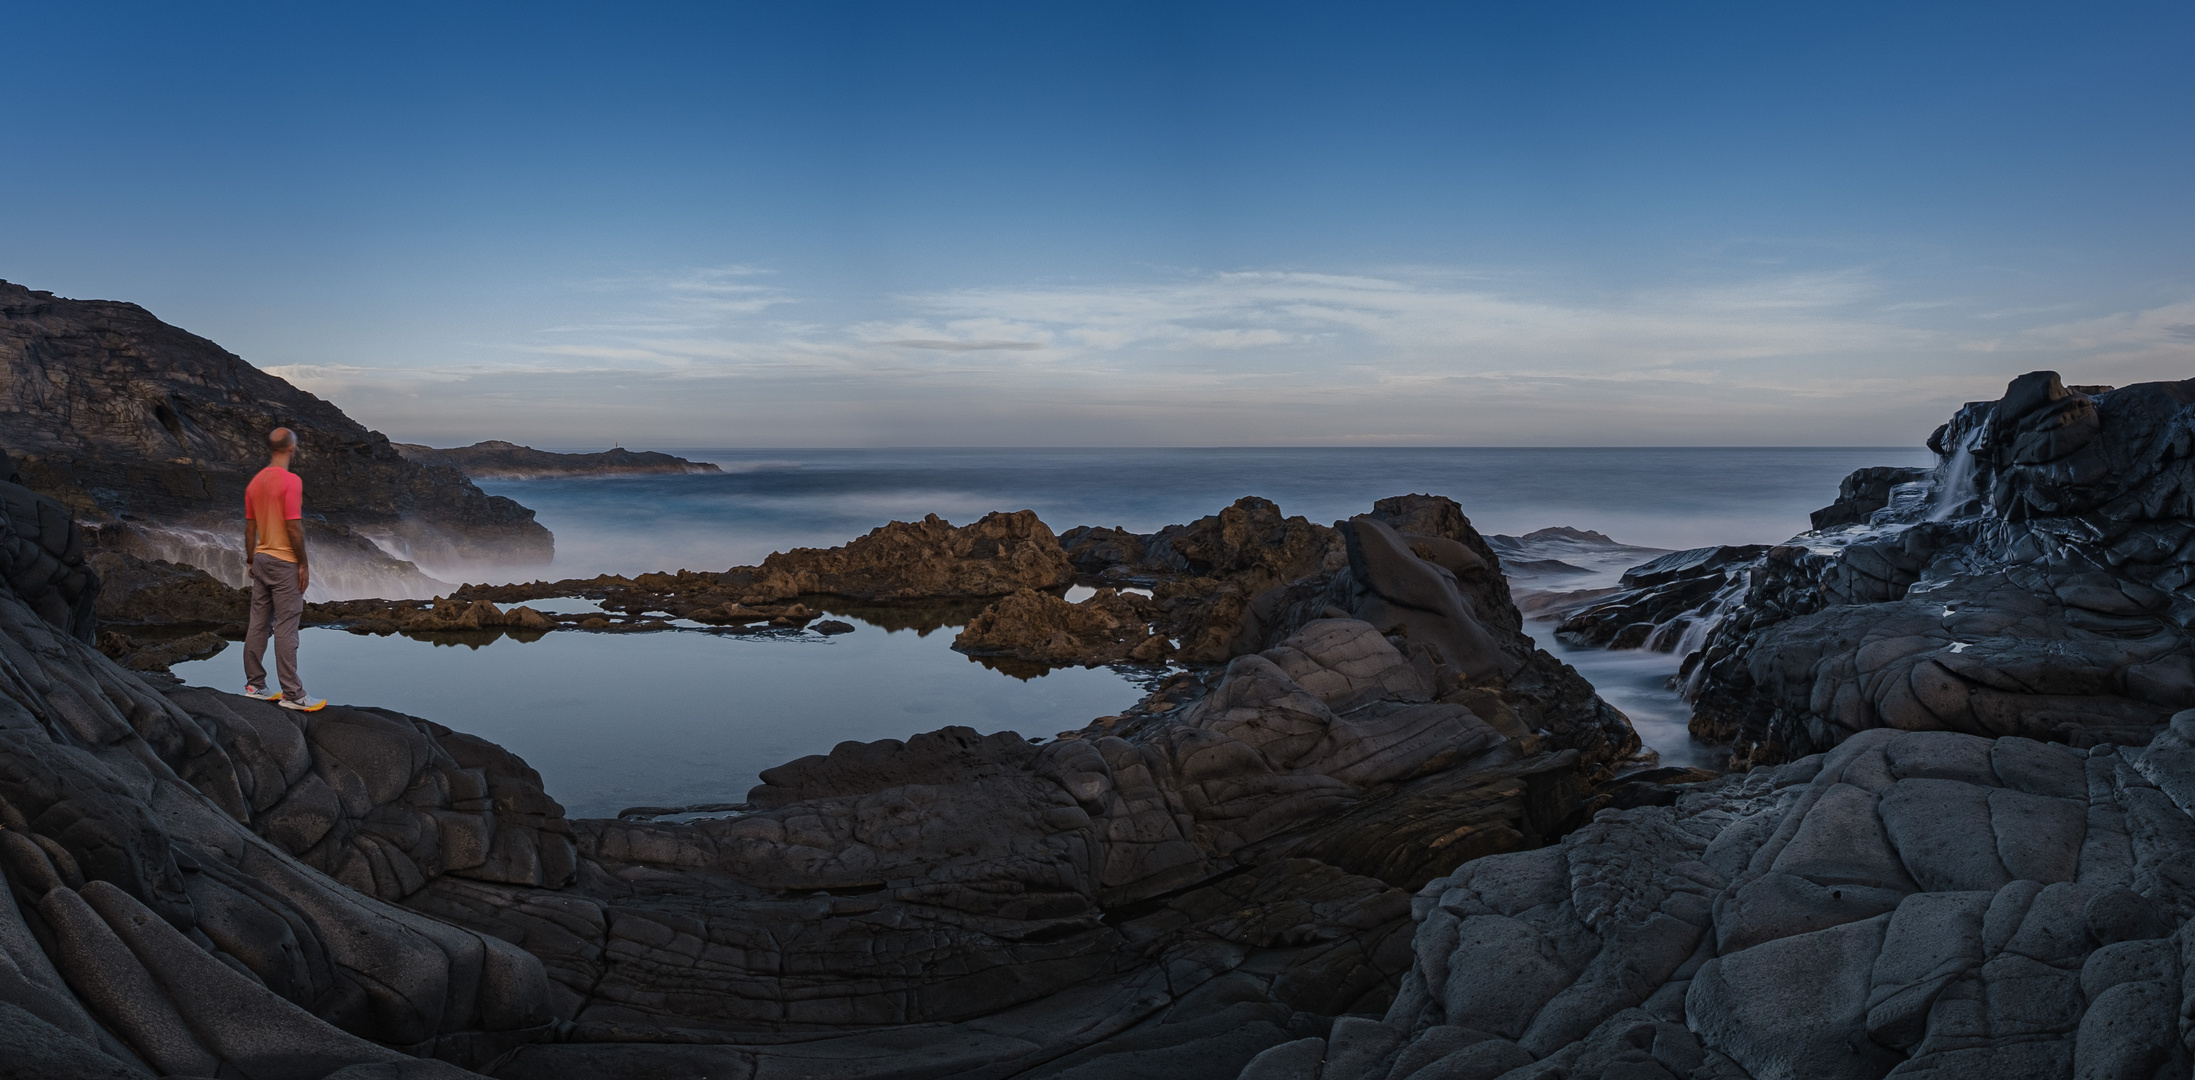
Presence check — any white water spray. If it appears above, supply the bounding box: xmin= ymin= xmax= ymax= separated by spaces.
xmin=1927 ymin=426 xmax=1986 ymax=522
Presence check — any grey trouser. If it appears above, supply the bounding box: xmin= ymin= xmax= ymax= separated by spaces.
xmin=244 ymin=552 xmax=304 ymax=698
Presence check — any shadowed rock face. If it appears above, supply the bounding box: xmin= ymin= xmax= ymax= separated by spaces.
xmin=0 ymin=448 xmax=98 ymax=642
xmin=1241 ymin=722 xmax=2195 ymax=1080
xmin=0 ymin=280 xmax=551 ymax=594
xmin=1677 ymin=372 xmax=2195 ymax=768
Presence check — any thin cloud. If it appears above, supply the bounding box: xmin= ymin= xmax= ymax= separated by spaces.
xmin=882 ymin=339 xmax=1047 ymax=351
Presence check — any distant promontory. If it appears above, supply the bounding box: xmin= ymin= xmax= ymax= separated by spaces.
xmin=393 ymin=440 xmax=722 ymax=480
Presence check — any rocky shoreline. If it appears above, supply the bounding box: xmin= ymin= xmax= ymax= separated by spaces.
xmin=1 ymin=369 xmax=2191 ymax=1079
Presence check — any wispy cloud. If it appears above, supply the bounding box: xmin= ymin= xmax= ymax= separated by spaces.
xmin=294 ymin=264 xmax=2195 ymax=447
xmin=880 ymin=339 xmax=1047 ymax=351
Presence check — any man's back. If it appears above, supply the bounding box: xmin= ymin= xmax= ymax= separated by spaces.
xmin=245 ymin=465 xmax=303 ymax=562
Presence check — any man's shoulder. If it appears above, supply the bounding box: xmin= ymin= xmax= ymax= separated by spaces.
xmin=246 ymin=466 xmax=303 ymax=493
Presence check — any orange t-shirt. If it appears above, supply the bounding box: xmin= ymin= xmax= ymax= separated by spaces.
xmin=244 ymin=467 xmax=304 ymax=563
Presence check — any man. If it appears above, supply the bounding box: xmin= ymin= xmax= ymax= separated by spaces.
xmin=242 ymin=427 xmax=327 ymax=711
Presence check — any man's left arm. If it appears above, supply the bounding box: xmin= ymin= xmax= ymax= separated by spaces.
xmin=285 ymin=475 xmax=308 ymax=593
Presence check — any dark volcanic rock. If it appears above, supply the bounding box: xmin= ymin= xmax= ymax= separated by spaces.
xmin=953 ymin=586 xmax=1168 ymax=665
xmin=0 ymin=279 xmax=551 ymax=595
xmin=0 ymin=448 xmax=98 ymax=642
xmin=1242 ymin=723 xmax=2195 ymax=1080
xmin=1809 ymin=465 xmax=1935 ymax=530
xmin=392 ymin=440 xmax=721 ymax=480
xmin=1553 ymin=544 xmax=1766 ymax=651
xmin=1686 ymin=372 xmax=2195 ymax=768
xmin=751 ymin=509 xmax=1074 ymax=601
xmin=90 ymin=550 xmax=249 ymax=628
xmin=1055 ymin=496 xmax=1348 ymax=663
xmin=0 ymin=471 xmax=555 ymax=1076
xmin=5 ymin=457 xmax=1649 ymax=1075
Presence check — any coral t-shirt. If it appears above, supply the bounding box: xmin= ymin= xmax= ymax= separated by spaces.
xmin=244 ymin=467 xmax=304 ymax=563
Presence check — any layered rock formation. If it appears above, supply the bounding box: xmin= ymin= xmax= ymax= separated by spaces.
xmin=0 ymin=470 xmax=560 ymax=1078
xmin=1682 ymin=372 xmax=2195 ymax=768
xmin=1236 ymin=722 xmax=2195 ymax=1080
xmin=0 ymin=280 xmax=551 ymax=597
xmin=392 ymin=441 xmax=720 ymax=480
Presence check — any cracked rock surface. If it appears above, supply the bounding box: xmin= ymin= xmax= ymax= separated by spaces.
xmin=1671 ymin=372 xmax=2195 ymax=768
xmin=1240 ymin=720 xmax=2195 ymax=1080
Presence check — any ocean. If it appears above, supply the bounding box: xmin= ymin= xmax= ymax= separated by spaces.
xmin=174 ymin=446 xmax=1934 ymax=816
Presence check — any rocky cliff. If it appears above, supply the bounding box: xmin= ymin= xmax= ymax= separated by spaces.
xmin=0 ymin=280 xmax=552 ymax=598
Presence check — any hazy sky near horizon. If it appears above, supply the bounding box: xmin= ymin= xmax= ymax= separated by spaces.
xmin=4 ymin=2 xmax=2190 ymax=447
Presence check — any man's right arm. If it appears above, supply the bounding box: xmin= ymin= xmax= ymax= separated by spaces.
xmin=243 ymin=518 xmax=257 ymax=565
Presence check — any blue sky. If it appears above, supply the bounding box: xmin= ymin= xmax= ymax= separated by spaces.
xmin=4 ymin=1 xmax=2190 ymax=446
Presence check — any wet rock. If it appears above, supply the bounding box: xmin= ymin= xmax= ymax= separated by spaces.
xmin=1553 ymin=545 xmax=1765 ymax=652
xmin=1810 ymin=466 xmax=1935 ymax=530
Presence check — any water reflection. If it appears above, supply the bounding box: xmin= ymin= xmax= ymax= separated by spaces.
xmin=170 ymin=613 xmax=1149 ymax=818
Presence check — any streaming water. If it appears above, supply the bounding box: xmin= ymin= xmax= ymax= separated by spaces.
xmin=1927 ymin=428 xmax=1983 ymax=522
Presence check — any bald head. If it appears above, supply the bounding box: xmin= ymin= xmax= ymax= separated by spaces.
xmin=267 ymin=427 xmax=297 ymax=463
